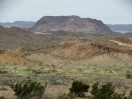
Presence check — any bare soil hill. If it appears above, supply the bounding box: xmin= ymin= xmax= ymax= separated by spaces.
xmin=0 ymin=50 xmax=33 ymax=65
xmin=25 ymin=36 xmax=132 ymax=66
xmin=0 ymin=45 xmax=40 ymax=65
xmin=52 ymin=37 xmax=132 ymax=60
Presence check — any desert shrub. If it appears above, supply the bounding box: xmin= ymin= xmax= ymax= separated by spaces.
xmin=111 ymin=92 xmax=127 ymax=99
xmin=127 ymin=91 xmax=132 ymax=99
xmin=111 ymin=90 xmax=132 ymax=99
xmin=0 ymin=96 xmax=5 ymax=99
xmin=91 ymin=82 xmax=115 ymax=99
xmin=69 ymin=80 xmax=90 ymax=97
xmin=10 ymin=80 xmax=47 ymax=99
xmin=126 ymin=70 xmax=132 ymax=79
xmin=0 ymin=70 xmax=8 ymax=74
xmin=130 ymin=90 xmax=132 ymax=96
xmin=32 ymin=69 xmax=43 ymax=74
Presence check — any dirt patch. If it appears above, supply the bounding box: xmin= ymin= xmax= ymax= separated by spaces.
xmin=114 ymin=37 xmax=132 ymax=45
xmin=110 ymin=40 xmax=132 ymax=49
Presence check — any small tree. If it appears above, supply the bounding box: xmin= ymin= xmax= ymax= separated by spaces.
xmin=0 ymin=96 xmax=5 ymax=99
xmin=10 ymin=80 xmax=47 ymax=99
xmin=112 ymin=92 xmax=127 ymax=99
xmin=69 ymin=80 xmax=90 ymax=97
xmin=126 ymin=70 xmax=132 ymax=79
xmin=91 ymin=82 xmax=115 ymax=99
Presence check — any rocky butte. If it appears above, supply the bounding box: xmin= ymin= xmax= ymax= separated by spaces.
xmin=29 ymin=16 xmax=113 ymax=34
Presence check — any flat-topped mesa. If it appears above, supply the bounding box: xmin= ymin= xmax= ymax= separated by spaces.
xmin=29 ymin=16 xmax=113 ymax=34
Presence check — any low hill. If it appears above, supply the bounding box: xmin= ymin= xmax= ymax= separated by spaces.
xmin=0 ymin=25 xmax=64 ymax=50
xmin=106 ymin=24 xmax=132 ymax=33
xmin=0 ymin=49 xmax=33 ymax=65
xmin=52 ymin=37 xmax=132 ymax=60
xmin=0 ymin=21 xmax=36 ymax=29
xmin=0 ymin=25 xmax=28 ymax=34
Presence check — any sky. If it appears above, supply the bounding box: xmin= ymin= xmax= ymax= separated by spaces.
xmin=0 ymin=0 xmax=132 ymax=24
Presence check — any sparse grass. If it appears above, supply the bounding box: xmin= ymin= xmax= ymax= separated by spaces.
xmin=1 ymin=64 xmax=132 ymax=98
xmin=0 ymin=64 xmax=132 ymax=84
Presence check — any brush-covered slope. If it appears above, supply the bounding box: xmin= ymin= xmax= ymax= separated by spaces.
xmin=0 ymin=25 xmax=27 ymax=34
xmin=0 ymin=25 xmax=63 ymax=50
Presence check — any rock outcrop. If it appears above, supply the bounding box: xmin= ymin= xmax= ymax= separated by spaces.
xmin=0 ymin=50 xmax=31 ymax=65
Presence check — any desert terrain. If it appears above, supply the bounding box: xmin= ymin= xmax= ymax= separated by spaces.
xmin=0 ymin=16 xmax=132 ymax=99
xmin=0 ymin=32 xmax=132 ymax=98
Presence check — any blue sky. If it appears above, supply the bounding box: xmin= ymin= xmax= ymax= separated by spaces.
xmin=0 ymin=0 xmax=132 ymax=24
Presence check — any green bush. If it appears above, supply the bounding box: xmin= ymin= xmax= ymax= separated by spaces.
xmin=127 ymin=91 xmax=132 ymax=99
xmin=0 ymin=70 xmax=8 ymax=74
xmin=10 ymin=80 xmax=47 ymax=99
xmin=126 ymin=70 xmax=132 ymax=79
xmin=69 ymin=80 xmax=90 ymax=97
xmin=111 ymin=92 xmax=127 ymax=99
xmin=91 ymin=82 xmax=115 ymax=99
xmin=111 ymin=91 xmax=132 ymax=99
xmin=0 ymin=96 xmax=5 ymax=99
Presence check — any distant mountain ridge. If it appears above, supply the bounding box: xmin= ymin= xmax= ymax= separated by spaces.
xmin=0 ymin=19 xmax=132 ymax=34
xmin=0 ymin=21 xmax=36 ymax=29
xmin=29 ymin=16 xmax=113 ymax=34
xmin=0 ymin=25 xmax=28 ymax=34
xmin=106 ymin=24 xmax=132 ymax=33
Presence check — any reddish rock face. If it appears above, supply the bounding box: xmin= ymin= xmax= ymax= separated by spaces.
xmin=90 ymin=43 xmax=132 ymax=53
xmin=0 ymin=50 xmax=4 ymax=54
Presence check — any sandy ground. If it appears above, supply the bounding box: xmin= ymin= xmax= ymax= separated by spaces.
xmin=129 ymin=38 xmax=132 ymax=40
xmin=26 ymin=52 xmax=132 ymax=66
xmin=0 ymin=85 xmax=15 ymax=99
xmin=110 ymin=40 xmax=132 ymax=49
xmin=72 ymin=53 xmax=132 ymax=66
xmin=34 ymin=32 xmax=52 ymax=35
xmin=26 ymin=53 xmax=63 ymax=65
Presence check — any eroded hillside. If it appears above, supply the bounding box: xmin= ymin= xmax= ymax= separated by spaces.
xmin=52 ymin=37 xmax=132 ymax=60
